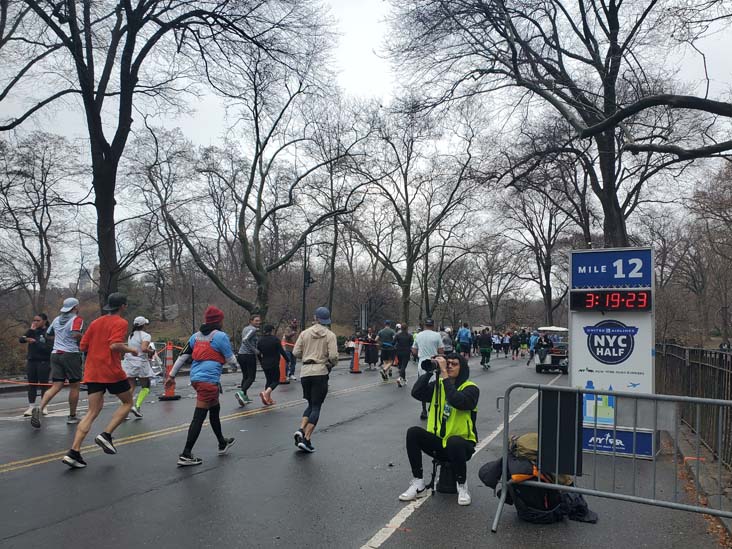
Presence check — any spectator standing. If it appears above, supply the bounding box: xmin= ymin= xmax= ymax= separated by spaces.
xmin=19 ymin=313 xmax=53 ymax=417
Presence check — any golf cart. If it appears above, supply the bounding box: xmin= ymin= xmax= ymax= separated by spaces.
xmin=534 ymin=326 xmax=568 ymax=375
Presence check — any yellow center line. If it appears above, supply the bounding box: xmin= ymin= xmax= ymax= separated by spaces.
xmin=0 ymin=380 xmax=385 ymax=474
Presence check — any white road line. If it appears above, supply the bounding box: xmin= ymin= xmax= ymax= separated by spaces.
xmin=361 ymin=373 xmax=562 ymax=549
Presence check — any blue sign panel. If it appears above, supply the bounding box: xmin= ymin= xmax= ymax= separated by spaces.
xmin=571 ymin=249 xmax=652 ymax=289
xmin=582 ymin=426 xmax=654 ymax=457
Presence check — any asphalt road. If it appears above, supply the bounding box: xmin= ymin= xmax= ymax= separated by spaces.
xmin=0 ymin=354 xmax=722 ymax=548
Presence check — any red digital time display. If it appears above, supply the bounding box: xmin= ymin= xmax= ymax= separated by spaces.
xmin=570 ymin=290 xmax=652 ymax=311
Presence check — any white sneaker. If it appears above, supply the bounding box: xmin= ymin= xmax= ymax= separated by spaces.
xmin=41 ymin=406 xmax=49 ymax=416
xmin=23 ymin=406 xmax=34 ymax=417
xmin=399 ymin=478 xmax=428 ymax=501
xmin=457 ymin=482 xmax=471 ymax=506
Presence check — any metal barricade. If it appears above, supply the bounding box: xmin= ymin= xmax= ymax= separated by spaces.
xmin=491 ymin=383 xmax=732 ymax=533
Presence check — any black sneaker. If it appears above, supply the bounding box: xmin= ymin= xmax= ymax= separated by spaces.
xmin=177 ymin=454 xmax=203 ymax=467
xmin=293 ymin=429 xmax=305 ymax=447
xmin=30 ymin=406 xmax=41 ymax=429
xmin=95 ymin=432 xmax=117 ymax=455
xmin=218 ymin=438 xmax=235 ymax=455
xmin=62 ymin=450 xmax=87 ymax=469
xmin=388 ymin=369 xmax=393 ymax=377
xmin=297 ymin=439 xmax=315 ymax=453
xmin=380 ymin=369 xmax=388 ymax=381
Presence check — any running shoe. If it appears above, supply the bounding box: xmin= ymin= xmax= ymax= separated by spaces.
xmin=289 ymin=375 xmax=297 ymax=381
xmin=399 ymin=478 xmax=427 ymax=501
xmin=177 ymin=454 xmax=203 ymax=467
xmin=66 ymin=415 xmax=80 ymax=424
xmin=30 ymin=406 xmax=41 ymax=428
xmin=218 ymin=438 xmax=236 ymax=455
xmin=380 ymin=369 xmax=388 ymax=381
xmin=130 ymin=406 xmax=143 ymax=418
xmin=95 ymin=432 xmax=117 ymax=455
xmin=293 ymin=429 xmax=305 ymax=447
xmin=42 ymin=406 xmax=49 ymax=416
xmin=62 ymin=450 xmax=87 ymax=469
xmin=297 ymin=439 xmax=315 ymax=453
xmin=396 ymin=377 xmax=403 ymax=388
xmin=23 ymin=406 xmax=34 ymax=417
xmin=388 ymin=368 xmax=393 ymax=377
xmin=235 ymin=391 xmax=249 ymax=407
xmin=457 ymin=482 xmax=472 ymax=505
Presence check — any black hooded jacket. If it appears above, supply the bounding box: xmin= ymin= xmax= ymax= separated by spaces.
xmin=410 ymin=362 xmax=479 ymax=411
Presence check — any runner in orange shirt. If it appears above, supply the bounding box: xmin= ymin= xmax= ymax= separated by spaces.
xmin=62 ymin=293 xmax=138 ymax=469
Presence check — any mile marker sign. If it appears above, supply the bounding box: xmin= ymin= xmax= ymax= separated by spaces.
xmin=569 ymin=247 xmax=655 ymax=457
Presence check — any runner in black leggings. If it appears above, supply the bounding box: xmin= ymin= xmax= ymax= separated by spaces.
xmin=394 ymin=323 xmax=413 ymax=388
xmin=257 ymin=324 xmax=288 ymax=405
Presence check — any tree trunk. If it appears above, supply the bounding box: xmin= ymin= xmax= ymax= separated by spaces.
xmin=543 ymin=264 xmax=553 ymax=325
xmin=327 ymin=220 xmax=338 ymax=312
xmin=94 ymin=160 xmax=121 ymax=309
xmin=256 ymin=276 xmax=270 ymax=320
xmin=596 ymin=134 xmax=629 ymax=247
xmin=401 ymin=286 xmax=411 ymax=326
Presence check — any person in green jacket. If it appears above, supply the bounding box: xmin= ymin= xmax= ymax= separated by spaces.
xmin=398 ymin=353 xmax=479 ymax=506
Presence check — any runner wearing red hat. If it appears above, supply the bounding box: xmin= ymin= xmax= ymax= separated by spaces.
xmin=167 ymin=305 xmax=238 ymax=466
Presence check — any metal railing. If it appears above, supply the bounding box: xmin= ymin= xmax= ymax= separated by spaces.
xmin=491 ymin=383 xmax=732 ymax=533
xmin=657 ymin=344 xmax=732 ymax=469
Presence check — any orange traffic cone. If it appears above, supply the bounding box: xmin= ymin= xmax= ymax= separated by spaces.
xmin=159 ymin=341 xmax=182 ymax=401
xmin=350 ymin=340 xmax=361 ymax=374
xmin=279 ymin=337 xmax=290 ymax=384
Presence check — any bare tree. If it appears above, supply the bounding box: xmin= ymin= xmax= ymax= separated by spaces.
xmin=502 ymin=189 xmax=572 ymax=325
xmin=142 ymin=77 xmax=369 ymax=318
xmin=389 ymin=0 xmax=715 ymax=246
xmin=0 ymin=0 xmax=326 ymax=307
xmin=347 ymin=102 xmax=483 ymax=324
xmin=0 ymin=132 xmax=78 ymax=311
xmin=469 ymin=236 xmax=526 ymax=328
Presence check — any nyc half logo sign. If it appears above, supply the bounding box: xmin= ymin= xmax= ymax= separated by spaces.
xmin=583 ymin=320 xmax=638 ymax=365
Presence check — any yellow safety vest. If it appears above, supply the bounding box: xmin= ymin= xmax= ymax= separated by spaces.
xmin=427 ymin=378 xmax=478 ymax=447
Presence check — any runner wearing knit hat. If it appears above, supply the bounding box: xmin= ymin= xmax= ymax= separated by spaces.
xmin=167 ymin=305 xmax=238 ymax=466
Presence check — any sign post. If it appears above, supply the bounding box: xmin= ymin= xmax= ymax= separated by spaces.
xmin=569 ymin=247 xmax=656 ymax=458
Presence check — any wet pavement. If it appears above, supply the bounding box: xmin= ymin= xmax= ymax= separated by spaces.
xmin=0 ymin=355 xmax=723 ymax=548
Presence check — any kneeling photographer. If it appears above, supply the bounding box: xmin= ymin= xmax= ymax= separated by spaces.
xmin=399 ymin=353 xmax=479 ymax=506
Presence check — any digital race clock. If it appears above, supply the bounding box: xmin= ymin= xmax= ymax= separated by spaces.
xmin=569 ymin=290 xmax=652 ymax=311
